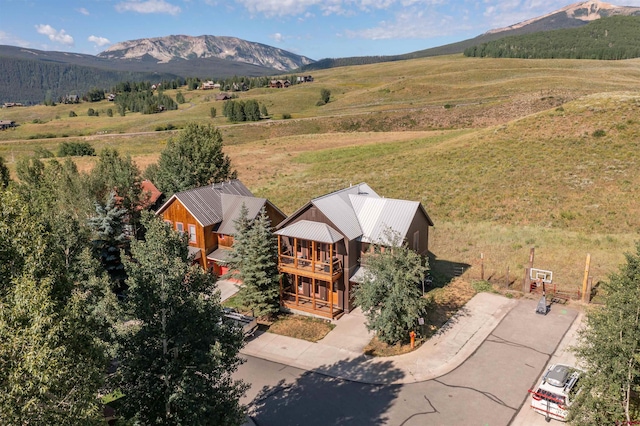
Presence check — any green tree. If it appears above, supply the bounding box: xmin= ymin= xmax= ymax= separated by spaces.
xmin=88 ymin=148 xmax=143 ymax=235
xmin=154 ymin=122 xmax=237 ymax=197
xmin=113 ymin=213 xmax=248 ymax=425
xmin=0 ymin=189 xmax=110 ymax=425
xmin=260 ymin=104 xmax=268 ymax=117
xmin=210 ymin=106 xmax=217 ymax=118
xmin=569 ymin=243 xmax=640 ymax=425
xmin=176 ymin=91 xmax=185 ymax=104
xmin=88 ymin=191 xmax=129 ymax=292
xmin=353 ymin=229 xmax=428 ymax=345
xmin=320 ymin=88 xmax=331 ymax=105
xmin=0 ymin=156 xmax=9 ymax=189
xmin=226 ymin=206 xmax=280 ymax=318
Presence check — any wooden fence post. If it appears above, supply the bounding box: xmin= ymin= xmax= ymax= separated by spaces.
xmin=582 ymin=254 xmax=591 ymax=303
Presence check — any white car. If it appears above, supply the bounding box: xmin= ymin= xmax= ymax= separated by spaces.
xmin=530 ymin=364 xmax=581 ymax=422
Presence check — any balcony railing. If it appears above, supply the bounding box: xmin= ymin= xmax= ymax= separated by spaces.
xmin=279 ymin=254 xmax=342 ymax=277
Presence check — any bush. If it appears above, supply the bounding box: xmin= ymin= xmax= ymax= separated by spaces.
xmin=69 ymin=111 xmax=77 ymax=117
xmin=57 ymin=141 xmax=96 ymax=157
xmin=32 ymin=118 xmax=45 ymax=124
xmin=87 ymin=108 xmax=97 ymax=117
xmin=592 ymin=129 xmax=606 ymax=137
xmin=106 ymin=108 xmax=113 ymax=117
xmin=210 ymin=107 xmax=217 ymax=118
xmin=320 ymin=88 xmax=331 ymax=105
xmin=472 ymin=280 xmax=494 ymax=293
xmin=33 ymin=147 xmax=55 ymax=158
xmin=282 ymin=113 xmax=292 ymax=119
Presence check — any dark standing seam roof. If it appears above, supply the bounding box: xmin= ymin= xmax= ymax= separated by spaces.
xmin=217 ymin=194 xmax=268 ymax=235
xmin=155 ymin=179 xmax=254 ymax=227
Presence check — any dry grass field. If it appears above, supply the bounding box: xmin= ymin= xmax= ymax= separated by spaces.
xmin=3 ymin=54 xmax=640 ymax=296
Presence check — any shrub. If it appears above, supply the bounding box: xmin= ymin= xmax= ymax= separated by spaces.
xmin=32 ymin=118 xmax=44 ymax=124
xmin=472 ymin=280 xmax=494 ymax=293
xmin=592 ymin=129 xmax=606 ymax=137
xmin=33 ymin=147 xmax=55 ymax=158
xmin=57 ymin=141 xmax=96 ymax=157
xmin=210 ymin=107 xmax=217 ymax=118
xmin=282 ymin=113 xmax=292 ymax=119
xmin=69 ymin=111 xmax=77 ymax=117
xmin=107 ymin=108 xmax=113 ymax=117
xmin=87 ymin=108 xmax=97 ymax=117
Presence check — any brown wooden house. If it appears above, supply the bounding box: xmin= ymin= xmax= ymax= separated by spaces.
xmin=156 ymin=180 xmax=286 ymax=275
xmin=275 ymin=183 xmax=433 ymax=319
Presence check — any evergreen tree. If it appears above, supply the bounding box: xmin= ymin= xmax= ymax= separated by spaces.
xmin=113 ymin=213 xmax=248 ymax=425
xmin=569 ymin=243 xmax=640 ymax=425
xmin=353 ymin=229 xmax=429 ymax=345
xmin=260 ymin=104 xmax=268 ymax=118
xmin=320 ymin=88 xmax=331 ymax=105
xmin=226 ymin=206 xmax=280 ymax=318
xmin=88 ymin=148 xmax=143 ymax=236
xmin=88 ymin=191 xmax=129 ymax=293
xmin=154 ymin=122 xmax=237 ymax=197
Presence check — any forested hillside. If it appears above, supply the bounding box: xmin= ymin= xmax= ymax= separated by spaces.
xmin=464 ymin=15 xmax=640 ymax=59
xmin=0 ymin=57 xmax=178 ymax=105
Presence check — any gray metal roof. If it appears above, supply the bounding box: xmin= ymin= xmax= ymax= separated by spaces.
xmin=217 ymin=194 xmax=268 ymax=235
xmin=207 ymin=247 xmax=231 ymax=263
xmin=311 ymin=183 xmax=379 ymax=240
xmin=349 ymin=266 xmax=370 ymax=284
xmin=349 ymin=195 xmax=420 ymax=243
xmin=156 ymin=180 xmax=254 ymax=227
xmin=275 ymin=220 xmax=343 ymax=244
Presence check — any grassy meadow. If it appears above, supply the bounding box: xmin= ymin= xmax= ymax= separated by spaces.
xmin=3 ymin=54 xmax=640 ymax=295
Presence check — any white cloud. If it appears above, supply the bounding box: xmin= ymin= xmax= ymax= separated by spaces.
xmin=35 ymin=24 xmax=74 ymax=46
xmin=234 ymin=0 xmax=446 ymax=17
xmin=115 ymin=0 xmax=181 ymax=15
xmin=88 ymin=35 xmax=111 ymax=47
xmin=345 ymin=7 xmax=468 ymax=40
xmin=77 ymin=7 xmax=90 ymax=15
xmin=270 ymin=32 xmax=285 ymax=43
xmin=0 ymin=30 xmax=30 ymax=47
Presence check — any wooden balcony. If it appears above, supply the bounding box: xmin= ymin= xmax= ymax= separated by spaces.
xmin=279 ymin=255 xmax=343 ymax=281
xmin=281 ymin=292 xmax=343 ymax=319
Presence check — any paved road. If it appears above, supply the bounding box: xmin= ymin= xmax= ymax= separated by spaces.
xmin=234 ymin=299 xmax=578 ymax=426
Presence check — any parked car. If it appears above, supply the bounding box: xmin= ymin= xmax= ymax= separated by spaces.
xmin=222 ymin=307 xmax=258 ymax=338
xmin=529 ymin=363 xmax=582 ymax=422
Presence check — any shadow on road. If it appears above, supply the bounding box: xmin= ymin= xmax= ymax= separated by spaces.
xmin=249 ymin=357 xmax=404 ymax=426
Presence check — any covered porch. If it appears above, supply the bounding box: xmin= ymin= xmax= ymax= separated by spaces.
xmin=276 ymin=220 xmax=346 ymax=319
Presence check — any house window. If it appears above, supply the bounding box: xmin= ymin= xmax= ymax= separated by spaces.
xmin=176 ymin=222 xmax=184 ymax=234
xmin=413 ymin=231 xmax=420 ymax=251
xmin=188 ymin=224 xmax=196 ymax=243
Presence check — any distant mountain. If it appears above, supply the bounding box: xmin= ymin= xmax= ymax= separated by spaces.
xmin=464 ymin=15 xmax=640 ymax=59
xmin=299 ymin=1 xmax=640 ymax=71
xmin=0 ymin=34 xmax=312 ymax=104
xmin=98 ymin=35 xmax=315 ymax=72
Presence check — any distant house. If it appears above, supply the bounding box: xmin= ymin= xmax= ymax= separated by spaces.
xmin=215 ymin=93 xmax=232 ymax=101
xmin=269 ymin=79 xmax=291 ymax=88
xmin=275 ymin=183 xmax=433 ymax=319
xmin=64 ymin=94 xmax=80 ymax=104
xmin=201 ymin=80 xmax=216 ymax=90
xmin=156 ymin=180 xmax=286 ymax=275
xmin=296 ymin=75 xmax=314 ymax=83
xmin=3 ymin=103 xmax=23 ymax=108
xmin=107 ymin=94 xmax=116 ymax=102
xmin=140 ymin=180 xmax=163 ymax=211
xmin=0 ymin=120 xmax=16 ymax=130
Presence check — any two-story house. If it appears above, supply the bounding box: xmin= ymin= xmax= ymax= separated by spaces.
xmin=156 ymin=180 xmax=286 ymax=275
xmin=275 ymin=183 xmax=433 ymax=319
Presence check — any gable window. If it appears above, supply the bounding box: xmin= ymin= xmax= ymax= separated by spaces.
xmin=176 ymin=222 xmax=184 ymax=234
xmin=413 ymin=231 xmax=420 ymax=251
xmin=188 ymin=224 xmax=197 ymax=243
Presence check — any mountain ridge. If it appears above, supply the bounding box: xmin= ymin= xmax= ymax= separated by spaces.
xmin=98 ymin=34 xmax=315 ymax=72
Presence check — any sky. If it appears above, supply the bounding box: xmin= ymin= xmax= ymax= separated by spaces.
xmin=2 ymin=0 xmax=640 ymax=60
